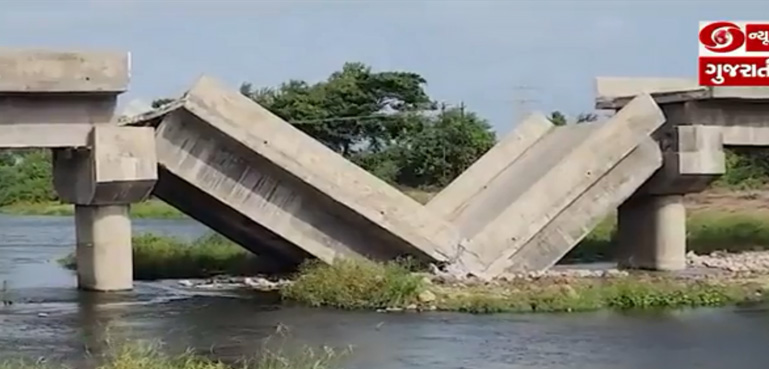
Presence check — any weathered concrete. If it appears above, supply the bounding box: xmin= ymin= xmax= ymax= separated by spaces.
xmin=426 ymin=113 xmax=554 ymax=220
xmin=53 ymin=126 xmax=157 ymax=205
xmin=131 ymin=76 xmax=483 ymax=271
xmin=468 ymin=94 xmax=666 ymax=278
xmin=74 ymin=205 xmax=133 ymax=291
xmin=641 ymin=124 xmax=725 ymax=195
xmin=0 ymin=48 xmax=153 ymax=292
xmin=617 ymin=195 xmax=687 ymax=271
xmin=504 ymin=137 xmax=663 ymax=272
xmin=0 ymin=49 xmax=129 ymax=93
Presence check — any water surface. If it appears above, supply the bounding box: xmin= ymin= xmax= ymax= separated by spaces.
xmin=2 ymin=214 xmax=769 ymax=368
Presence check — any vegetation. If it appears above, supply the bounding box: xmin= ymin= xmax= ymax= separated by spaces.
xmin=60 ymin=233 xmax=254 ymax=280
xmin=0 ymin=331 xmax=349 ymax=369
xmin=1 ymin=199 xmax=183 ymax=218
xmin=281 ymin=258 xmax=764 ymax=314
xmin=282 ymin=258 xmax=424 ymax=309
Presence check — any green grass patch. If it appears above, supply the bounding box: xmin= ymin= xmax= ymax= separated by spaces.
xmin=0 ymin=199 xmax=185 ymax=219
xmin=281 ymin=258 xmax=424 ymax=309
xmin=60 ymin=233 xmax=256 ymax=280
xmin=281 ymin=259 xmax=764 ymax=314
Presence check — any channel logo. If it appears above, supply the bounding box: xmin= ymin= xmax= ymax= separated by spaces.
xmin=698 ymin=21 xmax=769 ymax=86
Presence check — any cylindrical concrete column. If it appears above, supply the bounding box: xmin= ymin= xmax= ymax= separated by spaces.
xmin=75 ymin=204 xmax=133 ymax=291
xmin=617 ymin=194 xmax=686 ymax=271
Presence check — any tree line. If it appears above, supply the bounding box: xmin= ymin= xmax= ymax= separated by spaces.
xmin=0 ymin=62 xmax=764 ymax=206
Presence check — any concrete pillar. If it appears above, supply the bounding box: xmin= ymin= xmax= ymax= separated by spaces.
xmin=74 ymin=205 xmax=133 ymax=291
xmin=617 ymin=194 xmax=686 ymax=271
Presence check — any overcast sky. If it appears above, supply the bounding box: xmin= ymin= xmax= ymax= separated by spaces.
xmin=2 ymin=0 xmax=766 ymax=133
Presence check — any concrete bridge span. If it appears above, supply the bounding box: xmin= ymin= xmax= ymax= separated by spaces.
xmin=2 ymin=48 xmax=766 ymax=292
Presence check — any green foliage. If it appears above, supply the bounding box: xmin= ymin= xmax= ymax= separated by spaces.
xmin=0 ymin=150 xmax=56 ymax=206
xmin=714 ymin=148 xmax=769 ymax=189
xmin=396 ymin=108 xmax=496 ymax=187
xmin=548 ymin=111 xmax=567 ymax=126
xmin=242 ymin=63 xmax=495 ymax=187
xmin=61 ymin=233 xmax=256 ymax=280
xmin=281 ymin=258 xmax=424 ymax=309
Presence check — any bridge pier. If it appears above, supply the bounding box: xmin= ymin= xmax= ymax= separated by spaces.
xmin=0 ymin=49 xmax=156 ymax=292
xmin=617 ymin=194 xmax=686 ymax=271
xmin=74 ymin=205 xmax=132 ymax=291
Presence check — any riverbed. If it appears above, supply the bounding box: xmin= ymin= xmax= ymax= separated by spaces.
xmin=2 ymin=214 xmax=769 ymax=369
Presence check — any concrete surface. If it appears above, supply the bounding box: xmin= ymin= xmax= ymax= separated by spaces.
xmin=468 ymin=94 xmax=666 ymax=278
xmin=132 ymin=76 xmax=488 ymax=272
xmin=595 ymin=77 xmax=769 ymax=110
xmin=427 ymin=113 xmax=554 ymax=220
xmin=74 ymin=205 xmax=133 ymax=291
xmin=504 ymin=137 xmax=663 ymax=272
xmin=617 ymin=195 xmax=687 ymax=271
xmin=53 ymin=126 xmax=157 ymax=205
xmin=0 ymin=49 xmax=129 ymax=93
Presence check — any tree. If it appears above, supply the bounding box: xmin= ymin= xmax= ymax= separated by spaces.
xmin=396 ymin=107 xmax=496 ymax=187
xmin=241 ymin=62 xmax=433 ymax=155
xmin=548 ymin=111 xmax=567 ymax=126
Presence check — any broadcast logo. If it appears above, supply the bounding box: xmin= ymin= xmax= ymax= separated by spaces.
xmin=698 ymin=21 xmax=769 ymax=86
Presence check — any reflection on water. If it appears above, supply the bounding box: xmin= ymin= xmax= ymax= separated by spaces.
xmin=2 ymin=214 xmax=769 ymax=369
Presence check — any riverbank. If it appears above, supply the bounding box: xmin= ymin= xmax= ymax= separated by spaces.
xmin=0 ymin=199 xmax=185 ymax=219
xmin=276 ymin=255 xmax=769 ymax=314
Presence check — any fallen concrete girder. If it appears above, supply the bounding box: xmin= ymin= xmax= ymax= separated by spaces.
xmin=430 ymin=94 xmax=666 ymax=278
xmin=128 ymin=76 xmax=482 ymax=271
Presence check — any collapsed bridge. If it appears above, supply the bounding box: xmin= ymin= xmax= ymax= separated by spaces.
xmin=3 ymin=49 xmax=768 ymax=291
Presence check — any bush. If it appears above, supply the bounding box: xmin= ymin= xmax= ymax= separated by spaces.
xmin=0 ymin=150 xmax=56 ymax=206
xmin=281 ymin=258 xmax=424 ymax=309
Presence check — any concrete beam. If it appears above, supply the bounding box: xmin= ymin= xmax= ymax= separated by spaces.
xmin=149 ymin=76 xmax=479 ymax=270
xmin=641 ymin=125 xmax=725 ymax=195
xmin=595 ymin=77 xmax=769 ymax=110
xmin=427 ymin=113 xmax=554 ymax=221
xmin=504 ymin=137 xmax=663 ymax=272
xmin=595 ymin=77 xmax=707 ymax=109
xmin=467 ymin=94 xmax=666 ymax=278
xmin=0 ymin=49 xmax=129 ymax=93
xmin=0 ymin=124 xmax=92 ymax=147
xmin=54 ymin=126 xmax=157 ymax=205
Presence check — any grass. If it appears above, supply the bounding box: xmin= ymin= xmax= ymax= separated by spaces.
xmin=60 ymin=233 xmax=256 ymax=280
xmin=281 ymin=258 xmax=424 ymax=309
xmin=563 ymin=210 xmax=769 ymax=264
xmin=281 ymin=258 xmax=767 ymax=314
xmin=0 ymin=328 xmax=349 ymax=369
xmin=0 ymin=199 xmax=184 ymax=219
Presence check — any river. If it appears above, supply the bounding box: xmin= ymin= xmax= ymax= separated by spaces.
xmin=1 ymin=214 xmax=769 ymax=368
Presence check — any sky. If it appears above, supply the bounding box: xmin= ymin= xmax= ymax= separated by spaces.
xmin=2 ymin=0 xmax=768 ymax=134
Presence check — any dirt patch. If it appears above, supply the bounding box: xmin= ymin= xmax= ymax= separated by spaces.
xmin=686 ymin=188 xmax=769 ymax=215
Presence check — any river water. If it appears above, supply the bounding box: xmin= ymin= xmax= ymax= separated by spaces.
xmin=2 ymin=214 xmax=769 ymax=368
